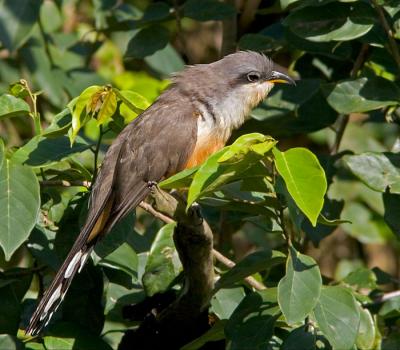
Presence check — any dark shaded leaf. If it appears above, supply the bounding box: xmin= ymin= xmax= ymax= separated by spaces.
xmin=12 ymin=135 xmax=91 ymax=167
xmin=142 ymin=223 xmax=181 ymax=296
xmin=183 ymin=0 xmax=236 ymax=21
xmin=0 ymin=0 xmax=41 ymax=51
xmin=225 ymin=289 xmax=280 ymax=350
xmin=283 ymin=2 xmax=375 ymax=42
xmin=278 ymin=246 xmax=322 ymax=325
xmin=214 ymin=250 xmax=285 ymax=291
xmin=323 ymin=77 xmax=400 ymax=114
xmin=125 ymin=25 xmax=169 ymax=59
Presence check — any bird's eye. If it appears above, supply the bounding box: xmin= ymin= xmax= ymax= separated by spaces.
xmin=247 ymin=72 xmax=261 ymax=82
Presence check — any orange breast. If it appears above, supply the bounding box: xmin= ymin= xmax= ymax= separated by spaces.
xmin=185 ymin=135 xmax=225 ymax=169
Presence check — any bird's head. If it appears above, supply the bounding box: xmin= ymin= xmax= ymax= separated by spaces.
xmin=173 ymin=51 xmax=295 ymax=125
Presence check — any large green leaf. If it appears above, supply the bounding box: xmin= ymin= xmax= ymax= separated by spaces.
xmin=278 ymin=246 xmax=322 ymax=325
xmin=0 ymin=0 xmax=41 ymax=51
xmin=11 ymin=135 xmax=91 ymax=167
xmin=0 ymin=94 xmax=30 ymax=119
xmin=0 ymin=160 xmax=40 ymax=260
xmin=273 ymin=147 xmax=327 ymax=226
xmin=187 ymin=133 xmax=276 ymax=207
xmin=345 ymin=153 xmax=400 ymax=194
xmin=214 ymin=250 xmax=285 ymax=291
xmin=225 ymin=289 xmax=280 ymax=350
xmin=313 ymin=286 xmax=360 ymax=350
xmin=125 ymin=25 xmax=169 ymax=59
xmin=210 ymin=287 xmax=246 ymax=320
xmin=142 ymin=223 xmax=181 ymax=296
xmin=99 ymin=243 xmax=138 ymax=279
xmin=323 ymin=77 xmax=400 ymax=114
xmin=283 ymin=2 xmax=375 ymax=42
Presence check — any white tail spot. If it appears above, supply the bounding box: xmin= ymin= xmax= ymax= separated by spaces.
xmin=78 ymin=252 xmax=89 ymax=273
xmin=64 ymin=251 xmax=83 ymax=278
xmin=44 ymin=284 xmax=62 ymax=314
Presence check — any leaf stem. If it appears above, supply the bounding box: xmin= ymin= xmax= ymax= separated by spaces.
xmin=371 ymin=0 xmax=400 ymax=76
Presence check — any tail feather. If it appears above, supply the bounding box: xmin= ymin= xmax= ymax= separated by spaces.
xmin=26 ymin=243 xmax=93 ymax=336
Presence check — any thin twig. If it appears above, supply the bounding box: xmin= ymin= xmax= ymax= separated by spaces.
xmin=92 ymin=124 xmax=104 ymax=185
xmin=40 ymin=180 xmax=91 ymax=187
xmin=373 ymin=290 xmax=400 ymax=304
xmin=371 ymin=0 xmax=400 ymax=74
xmin=330 ymin=44 xmax=369 ymax=154
xmin=139 ymin=202 xmax=266 ymax=291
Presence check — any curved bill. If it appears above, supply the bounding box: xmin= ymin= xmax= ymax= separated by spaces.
xmin=268 ymin=71 xmax=296 ymax=85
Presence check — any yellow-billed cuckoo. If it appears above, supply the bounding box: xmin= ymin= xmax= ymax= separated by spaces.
xmin=26 ymin=51 xmax=295 ymax=335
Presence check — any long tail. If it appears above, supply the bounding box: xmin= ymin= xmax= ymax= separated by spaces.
xmin=25 ymin=197 xmax=114 ymax=336
xmin=26 ymin=238 xmax=93 ymax=336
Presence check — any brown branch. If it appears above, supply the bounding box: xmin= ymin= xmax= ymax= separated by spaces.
xmin=371 ymin=0 xmax=400 ymax=75
xmin=141 ymin=188 xmax=266 ymax=291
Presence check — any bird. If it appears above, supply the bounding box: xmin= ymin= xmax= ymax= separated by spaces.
xmin=26 ymin=51 xmax=295 ymax=336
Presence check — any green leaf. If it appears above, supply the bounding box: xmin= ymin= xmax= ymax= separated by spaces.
xmin=343 ymin=268 xmax=377 ymax=290
xmin=273 ymin=147 xmax=327 ymax=226
xmin=125 ymin=25 xmax=169 ymax=59
xmin=183 ymin=0 xmax=236 ymax=21
xmin=0 ymin=335 xmax=24 ymax=350
xmin=0 ymin=160 xmax=40 ymax=260
xmin=42 ymin=108 xmax=73 ymax=138
xmin=70 ymin=85 xmax=102 ymax=144
xmin=181 ymin=321 xmax=227 ymax=350
xmin=340 ymin=202 xmax=388 ymax=244
xmin=160 ymin=167 xmax=199 ymax=189
xmin=118 ymin=90 xmax=150 ymax=123
xmin=283 ymin=2 xmax=375 ymax=42
xmin=356 ymin=306 xmax=376 ymax=350
xmin=238 ymin=34 xmax=282 ymax=52
xmin=281 ymin=326 xmax=316 ymax=350
xmin=97 ymin=90 xmax=117 ymax=125
xmin=144 ymin=44 xmax=185 ymax=76
xmin=383 ymin=192 xmax=400 ymax=238
xmin=278 ymin=246 xmax=322 ymax=325
xmin=43 ymin=337 xmax=75 ymax=350
xmin=323 ymin=77 xmax=400 ymax=114
xmin=345 ymin=153 xmax=400 ymax=194
xmin=225 ymin=289 xmax=280 ymax=350
xmin=211 ymin=287 xmax=246 ymax=320
xmin=11 ymin=135 xmax=91 ymax=167
xmin=313 ymin=286 xmax=360 ymax=350
xmin=214 ymin=250 xmax=285 ymax=291
xmin=142 ymin=223 xmax=181 ymax=296
xmin=0 ymin=94 xmax=30 ymax=119
xmin=99 ymin=243 xmax=138 ymax=279
xmin=0 ymin=0 xmax=41 ymax=51
xmin=187 ymin=133 xmax=276 ymax=207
